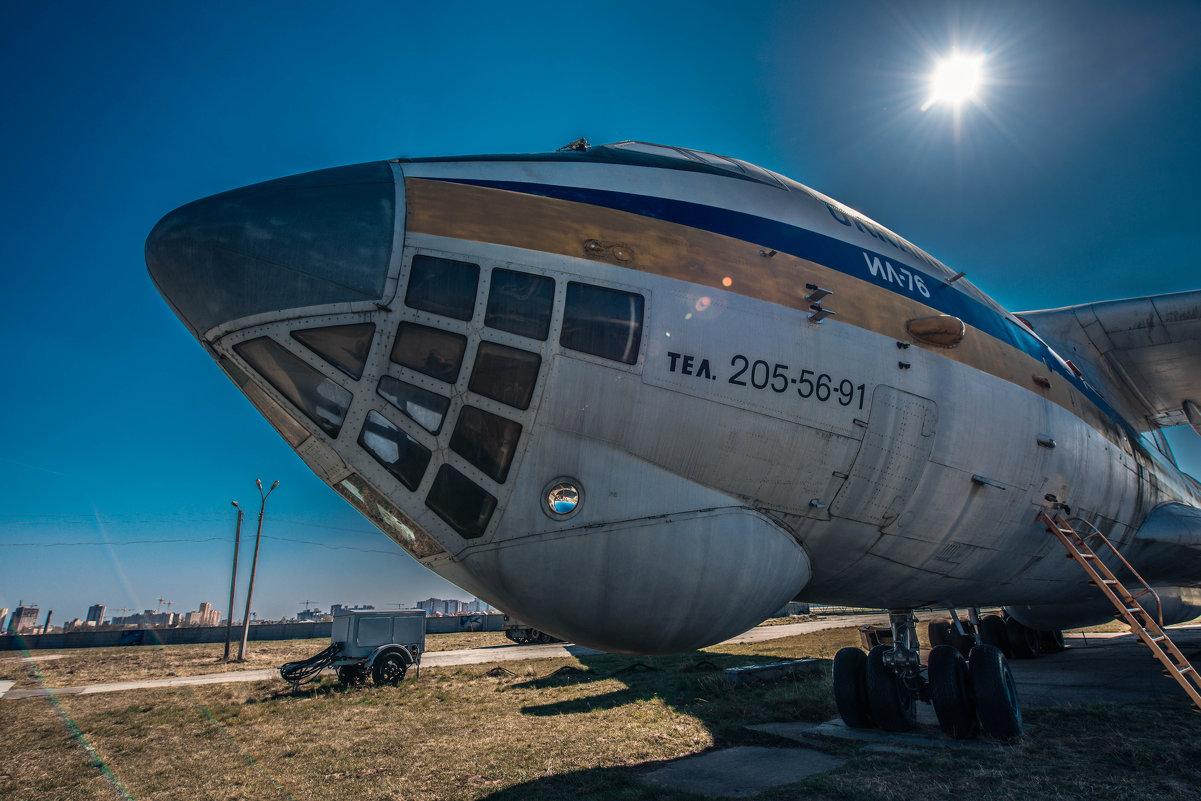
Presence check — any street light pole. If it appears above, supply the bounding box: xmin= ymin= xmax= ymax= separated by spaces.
xmin=238 ymin=479 xmax=278 ymax=662
xmin=223 ymin=500 xmax=244 ymax=661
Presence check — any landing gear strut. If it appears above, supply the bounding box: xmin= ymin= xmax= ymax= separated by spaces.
xmin=832 ymin=608 xmax=1024 ymax=741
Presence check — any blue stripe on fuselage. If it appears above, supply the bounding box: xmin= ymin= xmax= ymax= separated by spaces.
xmin=430 ymin=176 xmax=1134 ymax=440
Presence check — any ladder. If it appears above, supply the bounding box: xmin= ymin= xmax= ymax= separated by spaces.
xmin=1039 ymin=512 xmax=1201 ymax=712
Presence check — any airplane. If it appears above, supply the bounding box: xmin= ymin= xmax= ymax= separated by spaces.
xmin=146 ymin=139 xmax=1201 ymax=740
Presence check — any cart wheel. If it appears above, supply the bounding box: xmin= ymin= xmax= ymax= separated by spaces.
xmin=338 ymin=666 xmax=366 ymax=686
xmin=372 ymin=652 xmax=409 ymax=687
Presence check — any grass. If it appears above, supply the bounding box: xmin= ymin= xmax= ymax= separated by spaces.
xmin=4 ymin=623 xmax=1201 ymax=801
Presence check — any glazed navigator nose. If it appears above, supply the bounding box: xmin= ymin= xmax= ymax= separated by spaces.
xmin=146 ymin=161 xmax=397 ymax=339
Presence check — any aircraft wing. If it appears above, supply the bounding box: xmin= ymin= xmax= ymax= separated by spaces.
xmin=1019 ymin=290 xmax=1201 ymax=432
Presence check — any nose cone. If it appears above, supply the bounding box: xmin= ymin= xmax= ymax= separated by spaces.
xmin=146 ymin=161 xmax=397 ymax=338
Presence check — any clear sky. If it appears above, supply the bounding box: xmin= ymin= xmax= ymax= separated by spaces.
xmin=2 ymin=1 xmax=1199 ymax=624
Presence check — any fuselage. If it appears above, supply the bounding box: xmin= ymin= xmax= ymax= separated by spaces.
xmin=146 ymin=142 xmax=1201 ymax=653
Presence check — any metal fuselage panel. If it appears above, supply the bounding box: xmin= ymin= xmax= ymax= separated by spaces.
xmin=150 ymin=151 xmax=1201 ymax=653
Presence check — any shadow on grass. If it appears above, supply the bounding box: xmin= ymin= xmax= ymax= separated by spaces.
xmin=480 ymin=648 xmax=839 ymax=800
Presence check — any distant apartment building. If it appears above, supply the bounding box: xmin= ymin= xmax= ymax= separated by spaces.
xmin=112 ymin=610 xmax=178 ymax=628
xmin=0 ymin=607 xmax=8 ymax=633
xmin=415 ymin=598 xmax=492 ymax=616
xmin=197 ymin=602 xmax=220 ymax=627
xmin=296 ymin=607 xmax=326 ymax=622
xmin=6 ymin=605 xmax=40 ymax=635
xmin=329 ymin=604 xmax=375 ymax=616
xmin=86 ymin=604 xmax=107 ymax=625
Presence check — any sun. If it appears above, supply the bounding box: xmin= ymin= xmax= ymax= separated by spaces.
xmin=921 ymin=53 xmax=984 ymax=111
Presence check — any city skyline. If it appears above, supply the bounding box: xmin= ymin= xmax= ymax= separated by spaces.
xmin=2 ymin=2 xmax=1200 ymax=623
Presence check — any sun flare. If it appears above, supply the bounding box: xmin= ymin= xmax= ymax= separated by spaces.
xmin=921 ymin=54 xmax=983 ymax=111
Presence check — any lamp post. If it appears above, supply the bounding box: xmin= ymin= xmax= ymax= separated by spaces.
xmin=223 ymin=500 xmax=244 ymax=661
xmin=238 ymin=479 xmax=278 ymax=662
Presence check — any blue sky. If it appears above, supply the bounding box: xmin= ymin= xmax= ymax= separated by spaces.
xmin=2 ymin=1 xmax=1199 ymax=624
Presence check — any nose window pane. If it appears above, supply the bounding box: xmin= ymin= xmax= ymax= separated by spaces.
xmin=425 ymin=464 xmax=497 ymax=539
xmin=561 ymin=283 xmax=644 ymax=364
xmin=485 ymin=268 xmax=554 ymax=340
xmin=405 ymin=255 xmax=479 ymax=321
xmin=468 ymin=342 xmax=541 ymax=410
xmin=145 ymin=161 xmax=394 ymax=338
xmin=377 ymin=376 xmax=449 ymax=434
xmin=336 ymin=474 xmax=444 ymax=558
xmin=359 ymin=410 xmax=432 ymax=491
xmin=292 ymin=322 xmax=375 ymax=379
xmin=234 ymin=337 xmax=352 ymax=437
xmin=449 ymin=405 xmax=522 ymax=483
xmin=390 ymin=322 xmax=467 ymax=384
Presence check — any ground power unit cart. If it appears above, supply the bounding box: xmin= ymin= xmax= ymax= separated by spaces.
xmin=279 ymin=610 xmax=425 ymax=691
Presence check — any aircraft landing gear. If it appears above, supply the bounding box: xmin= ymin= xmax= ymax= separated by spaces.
xmin=832 ymin=608 xmax=1023 ymax=741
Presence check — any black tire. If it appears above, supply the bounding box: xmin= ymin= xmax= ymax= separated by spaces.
xmin=928 ymin=645 xmax=976 ymax=739
xmin=337 ymin=665 xmax=366 ymax=686
xmin=977 ymin=614 xmax=1011 ymax=658
xmin=833 ymin=647 xmax=873 ymax=728
xmin=969 ymin=644 xmax=1022 ymax=742
xmin=927 ymin=620 xmax=952 ymax=648
xmin=1038 ymin=629 xmax=1067 ymax=654
xmin=1005 ymin=617 xmax=1040 ymax=659
xmin=372 ymin=652 xmax=409 ymax=687
xmin=865 ymin=644 xmax=917 ymax=732
xmin=948 ymin=620 xmax=977 ymax=657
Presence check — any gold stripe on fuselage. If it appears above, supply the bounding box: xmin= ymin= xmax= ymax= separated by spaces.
xmin=405 ymin=177 xmax=1090 ymax=428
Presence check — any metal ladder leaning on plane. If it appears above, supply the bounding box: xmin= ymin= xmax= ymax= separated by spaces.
xmin=1040 ymin=511 xmax=1201 ymax=712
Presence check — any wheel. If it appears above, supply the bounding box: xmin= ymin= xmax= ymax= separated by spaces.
xmin=1038 ymin=629 xmax=1067 ymax=654
xmin=928 ymin=645 xmax=976 ymax=738
xmin=969 ymin=644 xmax=1022 ymax=741
xmin=977 ymin=614 xmax=1011 ymax=658
xmin=865 ymin=644 xmax=917 ymax=732
xmin=948 ymin=620 xmax=977 ymax=657
xmin=372 ymin=652 xmax=410 ymax=687
xmin=337 ymin=665 xmax=366 ymax=686
xmin=1005 ymin=617 xmax=1040 ymax=659
xmin=833 ymin=647 xmax=873 ymax=728
xmin=927 ymin=620 xmax=952 ymax=648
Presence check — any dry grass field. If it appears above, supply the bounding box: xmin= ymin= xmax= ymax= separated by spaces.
xmin=3 ymin=626 xmax=1200 ymax=801
xmin=0 ymin=631 xmax=511 ymax=690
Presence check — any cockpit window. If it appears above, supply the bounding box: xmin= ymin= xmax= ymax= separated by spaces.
xmin=359 ymin=410 xmax=432 ymax=491
xmin=561 ymin=282 xmax=644 ymax=365
xmin=234 ymin=337 xmax=352 ymax=438
xmin=377 ymin=376 xmax=449 ymax=434
xmin=690 ymin=150 xmax=745 ymax=173
xmin=390 ymin=322 xmax=467 ymax=384
xmin=291 ymin=322 xmax=375 ymax=379
xmin=485 ymin=268 xmax=554 ymax=340
xmin=405 ymin=255 xmax=479 ymax=321
xmin=425 ymin=464 xmax=496 ymax=539
xmin=610 ymin=142 xmax=700 ymax=161
xmin=605 ymin=142 xmax=784 ymax=188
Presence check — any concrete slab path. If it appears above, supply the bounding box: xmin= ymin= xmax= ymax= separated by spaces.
xmin=642 ymin=745 xmax=846 ymax=798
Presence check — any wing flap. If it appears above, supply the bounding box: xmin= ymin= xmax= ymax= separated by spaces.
xmin=1020 ymin=290 xmax=1201 ymax=431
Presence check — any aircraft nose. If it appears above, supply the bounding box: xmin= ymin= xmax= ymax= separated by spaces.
xmin=146 ymin=161 xmax=398 ymax=339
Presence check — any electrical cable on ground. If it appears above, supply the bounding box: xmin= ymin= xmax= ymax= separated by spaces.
xmin=279 ymin=642 xmax=343 ymax=686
